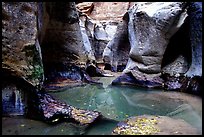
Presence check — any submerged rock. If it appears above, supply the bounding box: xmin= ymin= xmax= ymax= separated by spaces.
xmin=112 ymin=115 xmax=199 ymax=135
xmin=112 ymin=72 xmax=164 ymax=88
xmin=35 ymin=90 xmax=101 ymax=125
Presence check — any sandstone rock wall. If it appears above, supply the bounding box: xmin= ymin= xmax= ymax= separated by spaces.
xmin=2 ymin=2 xmax=44 ymax=87
xmin=77 ymin=2 xmax=132 ymax=67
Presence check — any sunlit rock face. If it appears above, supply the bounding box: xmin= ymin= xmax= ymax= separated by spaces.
xmin=88 ymin=2 xmax=133 ymax=22
xmin=103 ymin=13 xmax=131 ymax=72
xmin=113 ymin=2 xmax=188 ymax=88
xmin=2 ymin=2 xmax=44 ymax=87
xmin=77 ymin=2 xmax=133 ymax=67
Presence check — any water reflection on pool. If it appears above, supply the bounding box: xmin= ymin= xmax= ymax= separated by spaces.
xmin=2 ymin=77 xmax=202 ymax=135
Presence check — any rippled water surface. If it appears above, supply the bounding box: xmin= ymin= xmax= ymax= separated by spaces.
xmin=2 ymin=77 xmax=202 ymax=135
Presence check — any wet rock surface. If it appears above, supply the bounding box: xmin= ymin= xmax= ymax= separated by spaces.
xmin=2 ymin=2 xmax=202 ymax=134
xmin=112 ymin=115 xmax=199 ymax=135
xmin=112 ymin=72 xmax=164 ymax=89
xmin=2 ymin=74 xmax=101 ymax=126
xmin=34 ymin=90 xmax=101 ymax=125
xmin=42 ymin=63 xmax=102 ymax=91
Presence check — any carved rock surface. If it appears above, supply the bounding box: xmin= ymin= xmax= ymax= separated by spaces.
xmin=185 ymin=2 xmax=202 ymax=77
xmin=77 ymin=2 xmax=132 ymax=65
xmin=2 ymin=2 xmax=44 ymax=86
xmin=41 ymin=2 xmax=88 ymax=66
xmin=103 ymin=14 xmax=130 ymax=72
xmin=113 ymin=2 xmax=188 ymax=88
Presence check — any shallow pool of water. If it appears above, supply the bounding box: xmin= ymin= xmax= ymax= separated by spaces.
xmin=2 ymin=77 xmax=202 ymax=135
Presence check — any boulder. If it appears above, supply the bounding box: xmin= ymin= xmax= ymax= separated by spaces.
xmin=112 ymin=115 xmax=199 ymax=135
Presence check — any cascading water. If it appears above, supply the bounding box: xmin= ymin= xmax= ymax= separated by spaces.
xmin=2 ymin=85 xmax=26 ymax=116
xmin=13 ymin=90 xmax=25 ymax=115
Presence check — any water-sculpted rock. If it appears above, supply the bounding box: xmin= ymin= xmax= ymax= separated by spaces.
xmin=39 ymin=2 xmax=101 ymax=90
xmin=112 ymin=2 xmax=188 ymax=88
xmin=103 ymin=13 xmax=130 ymax=72
xmin=2 ymin=2 xmax=101 ymax=126
xmin=110 ymin=2 xmax=202 ymax=94
xmin=161 ymin=2 xmax=202 ymax=94
xmin=2 ymin=72 xmax=101 ymax=126
xmin=77 ymin=2 xmax=131 ymax=69
xmin=112 ymin=115 xmax=198 ymax=135
xmin=185 ymin=2 xmax=202 ymax=78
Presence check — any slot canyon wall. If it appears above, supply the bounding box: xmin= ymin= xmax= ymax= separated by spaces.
xmin=2 ymin=2 xmax=202 ymax=122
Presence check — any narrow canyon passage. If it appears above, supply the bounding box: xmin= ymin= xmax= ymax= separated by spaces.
xmin=2 ymin=2 xmax=202 ymax=135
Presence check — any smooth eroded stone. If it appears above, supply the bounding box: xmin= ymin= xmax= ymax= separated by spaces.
xmin=112 ymin=2 xmax=188 ymax=88
xmin=43 ymin=63 xmax=96 ymax=91
xmin=185 ymin=2 xmax=202 ymax=77
xmin=103 ymin=16 xmax=130 ymax=72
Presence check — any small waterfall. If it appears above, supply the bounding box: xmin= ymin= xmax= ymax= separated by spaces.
xmin=2 ymin=85 xmax=25 ymax=116
xmin=14 ymin=89 xmax=25 ymax=115
xmin=98 ymin=77 xmax=116 ymax=89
